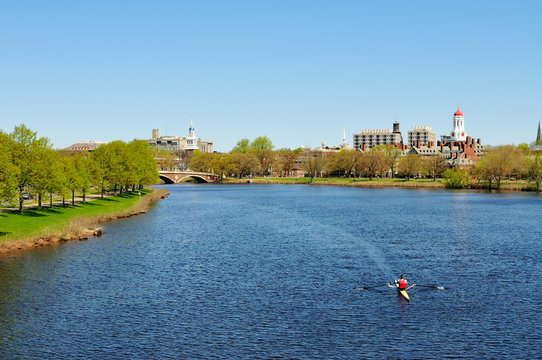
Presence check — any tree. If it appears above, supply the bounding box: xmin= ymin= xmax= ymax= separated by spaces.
xmin=0 ymin=131 xmax=18 ymax=204
xmin=442 ymin=168 xmax=469 ymax=189
xmin=151 ymin=147 xmax=178 ymax=171
xmin=31 ymin=142 xmax=58 ymax=210
xmin=189 ymin=151 xmax=214 ymax=173
xmin=475 ymin=146 xmax=523 ymax=190
xmin=104 ymin=141 xmax=129 ymax=194
xmin=210 ymin=154 xmax=237 ymax=180
xmin=232 ymin=153 xmax=261 ymax=178
xmin=525 ymin=153 xmax=542 ymax=192
xmin=9 ymin=125 xmax=40 ymax=212
xmin=382 ymin=145 xmax=403 ymax=178
xmin=231 ymin=138 xmax=251 ymax=154
xmin=358 ymin=149 xmax=385 ymax=180
xmin=276 ymin=150 xmax=298 ymax=177
xmin=74 ymin=154 xmax=90 ymax=202
xmin=88 ymin=145 xmax=109 ymax=199
xmin=127 ymin=140 xmax=159 ymax=190
xmin=423 ymin=154 xmax=449 ymax=181
xmin=328 ymin=150 xmax=358 ymax=177
xmin=250 ymin=136 xmax=274 ymax=151
xmin=398 ymin=154 xmax=422 ymax=180
xmin=62 ymin=155 xmax=82 ymax=206
xmin=302 ymin=151 xmax=325 ymax=183
xmin=252 ymin=149 xmax=276 ymax=176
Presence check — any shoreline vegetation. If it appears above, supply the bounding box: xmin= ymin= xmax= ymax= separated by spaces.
xmin=222 ymin=177 xmax=541 ymax=192
xmin=0 ymin=188 xmax=169 ymax=256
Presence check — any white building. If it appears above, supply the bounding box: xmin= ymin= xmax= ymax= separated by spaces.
xmin=353 ymin=122 xmax=403 ymax=150
xmin=146 ymin=118 xmax=213 ymax=154
xmin=408 ymin=126 xmax=436 ymax=147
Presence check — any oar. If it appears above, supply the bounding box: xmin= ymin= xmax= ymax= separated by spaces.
xmin=413 ymin=284 xmax=447 ymax=290
xmin=354 ymin=283 xmax=389 ymax=290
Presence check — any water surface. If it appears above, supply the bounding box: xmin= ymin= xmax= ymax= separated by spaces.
xmin=0 ymin=185 xmax=540 ymax=359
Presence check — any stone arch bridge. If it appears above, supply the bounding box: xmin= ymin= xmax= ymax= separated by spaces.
xmin=159 ymin=171 xmax=219 ymax=184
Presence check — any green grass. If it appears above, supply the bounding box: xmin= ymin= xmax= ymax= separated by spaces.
xmin=0 ymin=190 xmax=149 ymax=242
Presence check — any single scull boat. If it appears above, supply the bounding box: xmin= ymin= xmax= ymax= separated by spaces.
xmin=394 ymin=280 xmax=410 ymax=301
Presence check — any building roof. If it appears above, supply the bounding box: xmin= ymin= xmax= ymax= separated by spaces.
xmin=454 ymin=108 xmax=463 ymax=117
xmin=65 ymin=141 xmax=106 ymax=151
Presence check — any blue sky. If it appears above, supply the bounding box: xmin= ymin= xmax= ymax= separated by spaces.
xmin=1 ymin=1 xmax=540 ymax=151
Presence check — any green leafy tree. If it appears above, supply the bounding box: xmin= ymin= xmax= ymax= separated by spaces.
xmin=104 ymin=141 xmax=129 ymax=194
xmin=9 ymin=125 xmax=40 ymax=212
xmin=62 ymin=155 xmax=82 ymax=206
xmin=250 ymin=136 xmax=274 ymax=151
xmin=74 ymin=154 xmax=90 ymax=202
xmin=127 ymin=140 xmax=160 ymax=189
xmin=442 ymin=168 xmax=469 ymax=188
xmin=189 ymin=151 xmax=214 ymax=173
xmin=88 ymin=145 xmax=109 ymax=199
xmin=0 ymin=131 xmax=18 ymax=204
xmin=231 ymin=138 xmax=251 ymax=154
xmin=211 ymin=154 xmax=237 ymax=180
xmin=31 ymin=142 xmax=58 ymax=210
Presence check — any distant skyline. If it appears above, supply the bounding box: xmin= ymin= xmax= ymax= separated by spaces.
xmin=1 ymin=1 xmax=541 ymax=152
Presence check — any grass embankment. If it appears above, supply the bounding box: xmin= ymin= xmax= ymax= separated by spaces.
xmin=223 ymin=177 xmax=446 ymax=188
xmin=0 ymin=188 xmax=169 ymax=255
xmin=223 ymin=177 xmax=542 ymax=191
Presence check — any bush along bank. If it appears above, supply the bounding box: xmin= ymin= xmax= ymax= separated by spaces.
xmin=0 ymin=188 xmax=169 ymax=256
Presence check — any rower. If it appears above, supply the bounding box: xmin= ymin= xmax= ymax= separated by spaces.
xmin=397 ymin=274 xmax=407 ymax=290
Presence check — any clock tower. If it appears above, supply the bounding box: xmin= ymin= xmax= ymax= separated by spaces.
xmin=449 ymin=107 xmax=467 ymax=142
xmin=186 ymin=116 xmax=198 ymax=151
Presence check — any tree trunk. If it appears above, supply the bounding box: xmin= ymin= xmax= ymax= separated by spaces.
xmin=72 ymin=190 xmax=75 ymax=205
xmin=537 ymin=181 xmax=540 ymax=193
xmin=82 ymin=190 xmax=86 ymax=203
xmin=101 ymin=186 xmax=104 ymax=200
xmin=19 ymin=187 xmax=23 ymax=213
xmin=114 ymin=185 xmax=117 ymax=195
xmin=50 ymin=194 xmax=53 ymax=207
xmin=62 ymin=197 xmax=65 ymax=207
xmin=38 ymin=194 xmax=42 ymax=210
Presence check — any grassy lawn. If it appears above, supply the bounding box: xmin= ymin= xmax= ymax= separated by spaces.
xmin=0 ymin=190 xmax=148 ymax=242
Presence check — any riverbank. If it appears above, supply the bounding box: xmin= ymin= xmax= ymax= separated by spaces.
xmin=0 ymin=188 xmax=169 ymax=256
xmin=224 ymin=177 xmax=446 ymax=188
xmin=222 ymin=177 xmax=541 ymax=192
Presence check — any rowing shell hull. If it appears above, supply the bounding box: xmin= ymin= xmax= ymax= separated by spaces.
xmin=395 ymin=280 xmax=410 ymax=301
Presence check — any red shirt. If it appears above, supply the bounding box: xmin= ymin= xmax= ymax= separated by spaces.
xmin=398 ymin=278 xmax=407 ymax=289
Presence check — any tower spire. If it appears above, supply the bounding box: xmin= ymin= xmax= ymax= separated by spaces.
xmin=537 ymin=121 xmax=542 ymax=142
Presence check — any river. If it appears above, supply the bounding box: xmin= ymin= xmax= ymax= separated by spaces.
xmin=0 ymin=184 xmax=540 ymax=359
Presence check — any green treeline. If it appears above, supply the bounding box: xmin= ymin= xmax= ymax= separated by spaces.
xmin=185 ymin=136 xmax=542 ymax=191
xmin=0 ymin=125 xmax=159 ymax=212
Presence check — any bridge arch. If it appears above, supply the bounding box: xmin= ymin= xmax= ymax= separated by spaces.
xmin=159 ymin=175 xmax=175 ymax=184
xmin=180 ymin=175 xmax=208 ymax=183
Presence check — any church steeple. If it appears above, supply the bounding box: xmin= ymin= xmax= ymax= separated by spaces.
xmin=537 ymin=121 xmax=542 ymax=142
